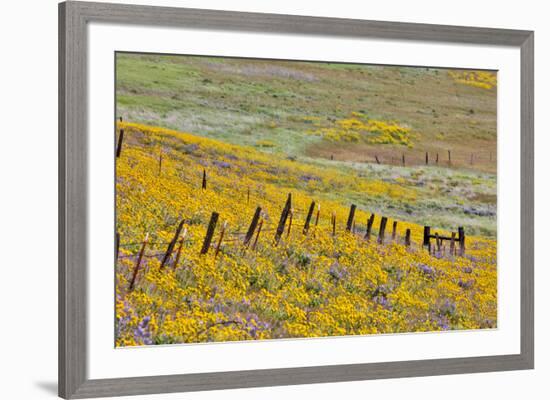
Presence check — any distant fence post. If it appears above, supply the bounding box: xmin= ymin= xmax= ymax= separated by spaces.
xmin=450 ymin=232 xmax=456 ymax=255
xmin=392 ymin=221 xmax=398 ymax=240
xmin=115 ymin=232 xmax=120 ymax=264
xmin=287 ymin=209 xmax=294 ymax=238
xmin=375 ymin=155 xmax=380 ymax=164
xmin=346 ymin=204 xmax=356 ymax=232
xmin=404 ymin=228 xmax=411 ymax=246
xmin=160 ymin=219 xmax=185 ymax=269
xmin=129 ymin=233 xmax=149 ymax=291
xmin=303 ymin=201 xmax=315 ymax=234
xmin=200 ymin=212 xmax=219 ymax=254
xmin=331 ymin=212 xmax=336 ymax=237
xmin=436 ymin=153 xmax=439 ymax=164
xmin=116 ymin=129 xmax=124 ymax=158
xmin=158 ymin=150 xmax=163 ymax=176
xmin=402 ymin=153 xmax=405 ymax=166
xmin=202 ymin=169 xmax=207 ymax=190
xmin=448 ymin=150 xmax=451 ymax=165
xmin=423 ymin=226 xmax=431 ymax=250
xmin=244 ymin=207 xmax=262 ymax=247
xmin=247 ymin=186 xmax=250 ymax=204
xmin=425 ymin=152 xmax=428 ymax=165
xmin=274 ymin=194 xmax=292 ymax=245
xmin=314 ymin=203 xmax=321 ymax=226
xmin=364 ymin=214 xmax=375 ymax=241
xmin=458 ymin=226 xmax=465 ymax=256
xmin=378 ymin=217 xmax=388 ymax=244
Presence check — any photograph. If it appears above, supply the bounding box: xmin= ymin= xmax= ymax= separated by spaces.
xmin=114 ymin=52 xmax=497 ymax=347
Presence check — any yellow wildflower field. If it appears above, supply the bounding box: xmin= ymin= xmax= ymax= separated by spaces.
xmin=115 ymin=122 xmax=497 ymax=347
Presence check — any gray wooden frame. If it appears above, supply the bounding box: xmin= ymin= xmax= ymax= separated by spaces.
xmin=59 ymin=1 xmax=534 ymax=398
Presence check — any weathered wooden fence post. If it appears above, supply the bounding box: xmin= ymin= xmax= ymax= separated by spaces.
xmin=346 ymin=204 xmax=356 ymax=232
xmin=331 ymin=212 xmax=336 ymax=237
xmin=286 ymin=209 xmax=294 ymax=238
xmin=201 ymin=169 xmax=207 ymax=190
xmin=425 ymin=152 xmax=428 ymax=165
xmin=364 ymin=213 xmax=375 ymax=241
xmin=200 ymin=212 xmax=219 ymax=254
xmin=450 ymin=232 xmax=456 ymax=255
xmin=129 ymin=233 xmax=149 ymax=291
xmin=160 ymin=219 xmax=185 ymax=269
xmin=158 ymin=150 xmax=163 ymax=176
xmin=404 ymin=228 xmax=411 ymax=246
xmin=244 ymin=207 xmax=262 ymax=247
xmin=252 ymin=219 xmax=264 ymax=250
xmin=458 ymin=226 xmax=465 ymax=256
xmin=392 ymin=221 xmax=398 ymax=240
xmin=423 ymin=226 xmax=431 ymax=251
xmin=435 ymin=232 xmax=441 ymax=252
xmin=274 ymin=194 xmax=292 ymax=245
xmin=115 ymin=231 xmax=120 ymax=264
xmin=402 ymin=153 xmax=405 ymax=166
xmin=173 ymin=227 xmax=187 ymax=269
xmin=378 ymin=217 xmax=388 ymax=244
xmin=375 ymin=155 xmax=380 ymax=164
xmin=436 ymin=153 xmax=439 ymax=164
xmin=303 ymin=201 xmax=316 ymax=234
xmin=448 ymin=149 xmax=452 ymax=165
xmin=214 ymin=221 xmax=228 ymax=260
xmin=315 ymin=203 xmax=321 ymax=226
xmin=116 ymin=129 xmax=124 ymax=158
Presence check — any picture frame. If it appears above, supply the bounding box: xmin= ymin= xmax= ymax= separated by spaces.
xmin=59 ymin=1 xmax=534 ymax=398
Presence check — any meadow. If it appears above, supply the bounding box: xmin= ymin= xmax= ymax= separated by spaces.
xmin=115 ymin=54 xmax=497 ymax=346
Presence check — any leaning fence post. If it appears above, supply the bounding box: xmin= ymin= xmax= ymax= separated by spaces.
xmin=173 ymin=228 xmax=187 ymax=269
xmin=303 ymin=201 xmax=315 ymax=234
xmin=378 ymin=217 xmax=388 ymax=244
xmin=244 ymin=207 xmax=262 ymax=246
xmin=200 ymin=212 xmax=219 ymax=254
xmin=346 ymin=204 xmax=356 ymax=232
xmin=274 ymin=194 xmax=292 ymax=245
xmin=392 ymin=221 xmax=398 ymax=240
xmin=160 ymin=219 xmax=185 ymax=269
xmin=214 ymin=221 xmax=228 ymax=260
xmin=129 ymin=233 xmax=149 ymax=291
xmin=314 ymin=203 xmax=321 ymax=226
xmin=375 ymin=155 xmax=380 ymax=164
xmin=423 ymin=226 xmax=431 ymax=250
xmin=252 ymin=219 xmax=264 ymax=250
xmin=116 ymin=129 xmax=124 ymax=158
xmin=115 ymin=231 xmax=120 ymax=264
xmin=201 ymin=169 xmax=207 ymax=190
xmin=458 ymin=226 xmax=465 ymax=256
xmin=364 ymin=213 xmax=375 ymax=241
xmin=404 ymin=228 xmax=411 ymax=246
xmin=287 ymin=209 xmax=294 ymax=238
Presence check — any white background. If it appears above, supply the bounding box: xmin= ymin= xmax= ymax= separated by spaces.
xmin=0 ymin=0 xmax=546 ymax=399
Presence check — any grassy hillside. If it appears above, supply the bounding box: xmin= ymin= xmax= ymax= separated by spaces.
xmin=115 ymin=123 xmax=497 ymax=346
xmin=116 ymin=53 xmax=497 ymax=173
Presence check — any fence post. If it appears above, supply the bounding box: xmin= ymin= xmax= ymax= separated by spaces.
xmin=244 ymin=207 xmax=262 ymax=246
xmin=214 ymin=221 xmax=228 ymax=260
xmin=436 ymin=153 xmax=439 ymax=164
xmin=423 ymin=226 xmax=431 ymax=250
xmin=402 ymin=153 xmax=405 ymax=166
xmin=303 ymin=201 xmax=316 ymax=234
xmin=173 ymin=228 xmax=187 ymax=269
xmin=115 ymin=232 xmax=120 ymax=264
xmin=252 ymin=219 xmax=264 ymax=250
xmin=364 ymin=213 xmax=375 ymax=241
xmin=202 ymin=169 xmax=207 ymax=190
xmin=425 ymin=152 xmax=428 ymax=165
xmin=392 ymin=221 xmax=398 ymax=240
xmin=287 ymin=209 xmax=294 ymax=238
xmin=116 ymin=129 xmax=124 ymax=158
xmin=274 ymin=194 xmax=292 ymax=245
xmin=160 ymin=219 xmax=185 ymax=269
xmin=375 ymin=155 xmax=380 ymax=164
xmin=129 ymin=233 xmax=149 ymax=291
xmin=458 ymin=226 xmax=465 ymax=256
xmin=378 ymin=217 xmax=388 ymax=244
xmin=331 ymin=212 xmax=336 ymax=236
xmin=247 ymin=186 xmax=250 ymax=204
xmin=448 ymin=150 xmax=451 ymax=165
xmin=404 ymin=228 xmax=411 ymax=246
xmin=435 ymin=232 xmax=441 ymax=252
xmin=346 ymin=204 xmax=356 ymax=232
xmin=450 ymin=232 xmax=456 ymax=255
xmin=200 ymin=212 xmax=219 ymax=254
xmin=158 ymin=150 xmax=163 ymax=176
xmin=315 ymin=203 xmax=321 ymax=226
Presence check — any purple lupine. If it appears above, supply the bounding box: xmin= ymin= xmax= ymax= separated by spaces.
xmin=417 ymin=263 xmax=435 ymax=276
xmin=134 ymin=316 xmax=153 ymax=345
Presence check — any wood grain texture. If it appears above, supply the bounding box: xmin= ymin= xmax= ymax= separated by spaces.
xmin=58 ymin=1 xmax=534 ymax=398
